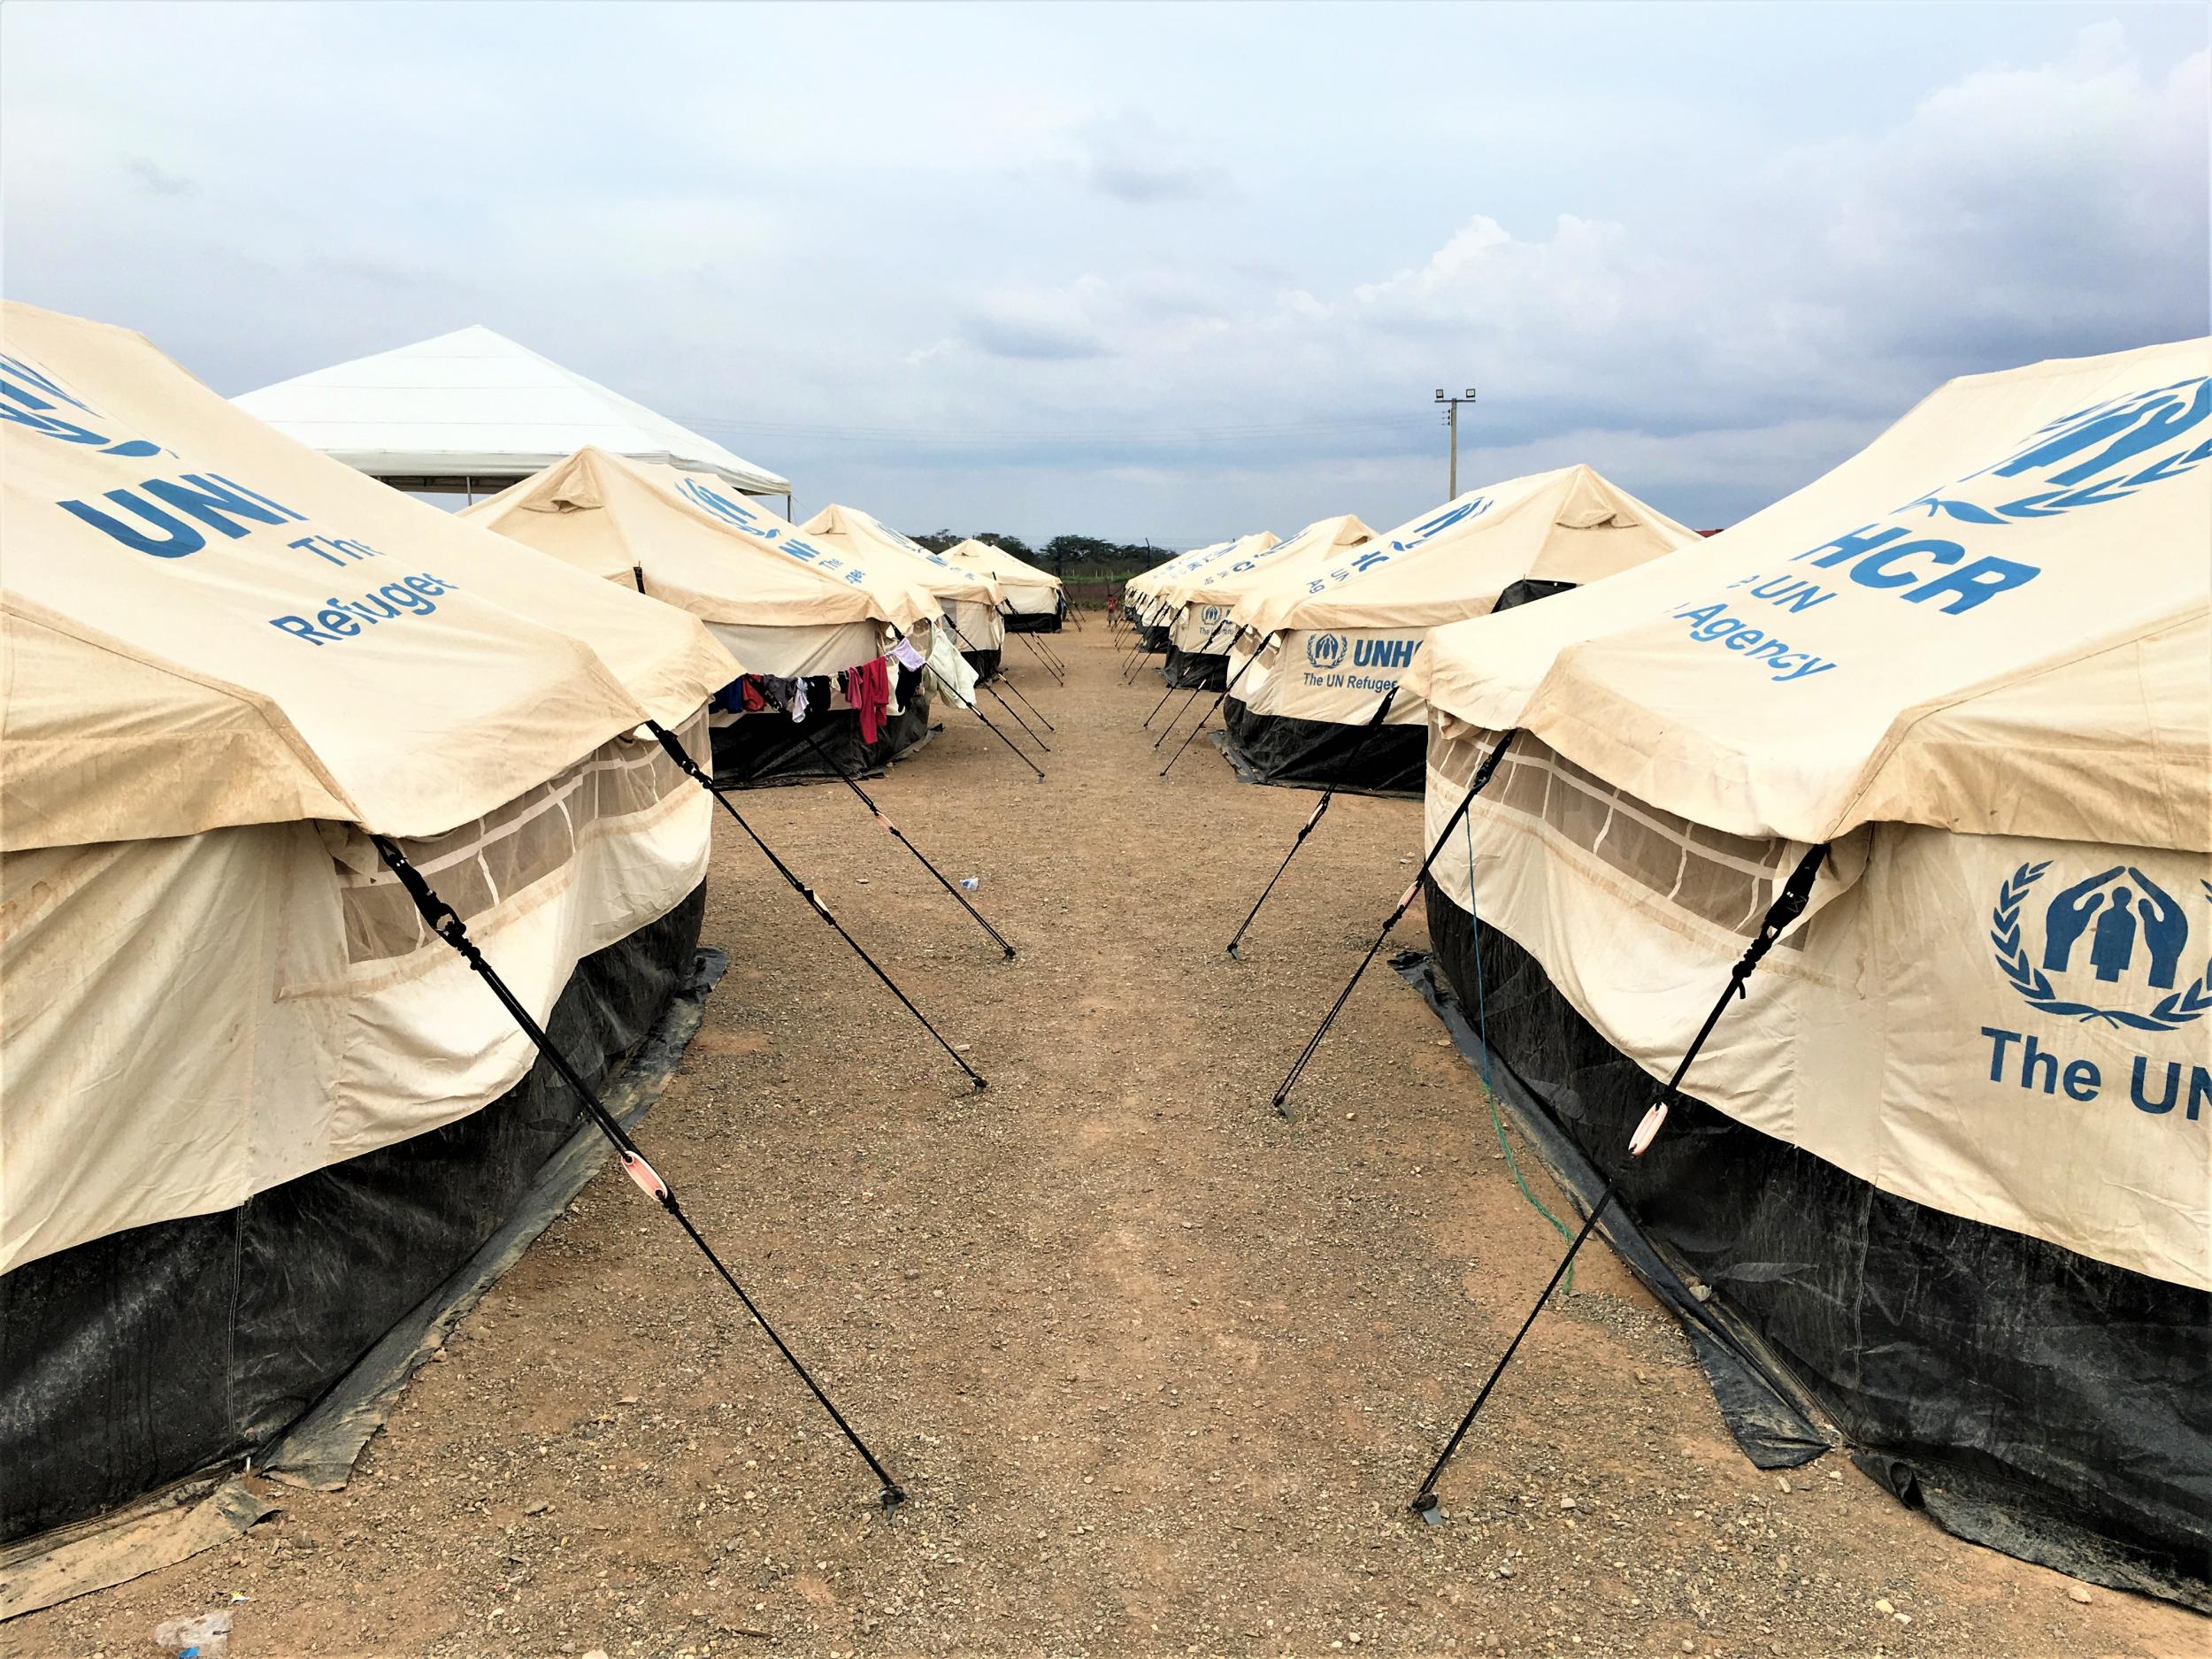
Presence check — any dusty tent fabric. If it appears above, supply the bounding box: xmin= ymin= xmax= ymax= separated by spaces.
xmin=460 ymin=450 xmax=941 ymax=782
xmin=1160 ymin=516 xmax=1377 ymax=687
xmin=1 ymin=885 xmax=705 ymax=1548
xmin=1409 ymin=338 xmax=2210 ymax=1594
xmin=1125 ymin=534 xmax=1274 ymax=639
xmin=0 ymin=299 xmax=731 ymax=1266
xmin=800 ymin=505 xmax=1010 ymax=665
xmin=233 ymin=325 xmax=788 ymax=494
xmin=943 ymin=538 xmax=1063 ymax=627
xmin=2 ymin=303 xmax=730 ymax=1546
xmin=1220 ymin=467 xmax=1696 ymax=789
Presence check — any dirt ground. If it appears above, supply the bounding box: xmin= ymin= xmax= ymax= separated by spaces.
xmin=17 ymin=625 xmax=2205 ymax=1659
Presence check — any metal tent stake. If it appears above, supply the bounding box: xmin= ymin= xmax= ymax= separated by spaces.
xmin=649 ymin=722 xmax=989 ymax=1090
xmin=1407 ymin=845 xmax=1828 ymax=1523
xmin=1271 ymin=731 xmax=1516 ymax=1114
xmin=368 ymin=833 xmax=908 ymax=1514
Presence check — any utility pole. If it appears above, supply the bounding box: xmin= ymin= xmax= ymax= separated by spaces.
xmin=1434 ymin=387 xmax=1477 ymax=497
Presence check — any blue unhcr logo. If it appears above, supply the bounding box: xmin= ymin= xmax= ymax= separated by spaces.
xmin=1991 ymin=863 xmax=2212 ymax=1032
xmin=1305 ymin=632 xmax=1347 ymax=671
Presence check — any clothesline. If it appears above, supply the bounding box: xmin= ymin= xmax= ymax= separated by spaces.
xmin=714 ymin=636 xmax=930 ymax=744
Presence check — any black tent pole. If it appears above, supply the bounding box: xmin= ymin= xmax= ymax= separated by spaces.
xmin=775 ymin=701 xmax=1018 ymax=960
xmin=1269 ymin=731 xmax=1516 ymax=1113
xmin=648 ymin=722 xmax=989 ymax=1089
xmin=1159 ymin=628 xmax=1270 ymax=777
xmin=938 ymin=616 xmax=1053 ymax=750
xmin=368 ymin=833 xmax=909 ymax=1512
xmin=1407 ymin=847 xmax=1827 ymax=1521
xmin=1145 ymin=617 xmax=1231 ymax=729
xmin=1152 ymin=624 xmax=1248 ymax=752
xmin=986 ymin=655 xmax=1057 ymax=733
xmin=1225 ymin=687 xmax=1399 ymax=958
xmin=1003 ymin=611 xmax=1066 ymax=682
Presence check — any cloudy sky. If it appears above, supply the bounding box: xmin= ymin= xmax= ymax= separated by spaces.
xmin=4 ymin=2 xmax=2205 ymax=546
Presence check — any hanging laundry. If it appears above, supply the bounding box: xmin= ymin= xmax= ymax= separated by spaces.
xmin=739 ymin=677 xmax=769 ymax=713
xmin=787 ymin=677 xmax=810 ymax=722
xmin=895 ymin=661 xmax=924 ymax=712
xmin=890 ymin=636 xmax=926 ymax=672
xmin=761 ymin=674 xmax=803 ymax=718
xmin=805 ymin=674 xmax=833 ymax=715
xmin=847 ymin=656 xmax=892 ymax=744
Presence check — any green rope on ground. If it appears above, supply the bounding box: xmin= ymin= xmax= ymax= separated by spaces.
xmin=1464 ymin=810 xmax=1577 ymax=1294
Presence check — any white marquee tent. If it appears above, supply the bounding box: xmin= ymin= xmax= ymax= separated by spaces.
xmin=234 ymin=325 xmax=789 ymax=498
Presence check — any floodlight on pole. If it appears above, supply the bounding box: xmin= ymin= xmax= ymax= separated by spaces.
xmin=1433 ymin=386 xmax=1477 ymax=498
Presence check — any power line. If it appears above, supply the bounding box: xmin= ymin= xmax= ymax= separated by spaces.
xmin=673 ymin=412 xmax=1437 ymax=447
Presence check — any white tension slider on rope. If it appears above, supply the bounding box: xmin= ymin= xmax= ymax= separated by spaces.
xmin=1629 ymin=1101 xmax=1670 ymax=1157
xmin=621 ymin=1151 xmax=670 ymax=1202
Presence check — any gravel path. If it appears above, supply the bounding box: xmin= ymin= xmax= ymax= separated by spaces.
xmin=19 ymin=625 xmax=2202 ymax=1659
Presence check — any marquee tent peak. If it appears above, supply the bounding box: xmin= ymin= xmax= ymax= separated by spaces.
xmin=234 ymin=324 xmax=791 ymax=495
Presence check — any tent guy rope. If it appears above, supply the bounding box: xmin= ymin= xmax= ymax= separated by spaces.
xmin=1407 ymin=844 xmax=1827 ymax=1522
xmin=649 ymin=721 xmax=991 ymax=1090
xmin=367 ymin=833 xmax=910 ymax=1514
xmin=1270 ymin=729 xmax=1516 ymax=1114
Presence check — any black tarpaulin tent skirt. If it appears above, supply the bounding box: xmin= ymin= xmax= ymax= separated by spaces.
xmin=710 ymin=702 xmax=931 ymax=787
xmin=962 ymin=649 xmax=1003 ymax=683
xmin=1220 ymin=697 xmax=1425 ymax=795
xmin=1163 ymin=646 xmax=1226 ymax=689
xmin=1004 ymin=611 xmax=1062 ymax=634
xmin=1420 ymin=881 xmax=2212 ymax=1610
xmin=0 ymin=885 xmax=708 ymax=1548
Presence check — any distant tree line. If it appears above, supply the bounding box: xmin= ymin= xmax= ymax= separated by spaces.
xmin=909 ymin=530 xmax=1170 ymax=605
xmin=913 ymin=530 xmax=1165 ymax=576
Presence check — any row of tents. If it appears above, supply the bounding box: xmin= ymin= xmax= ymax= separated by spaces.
xmin=0 ymin=305 xmax=1052 ymax=1587
xmin=1121 ymin=339 xmax=2210 ymax=1606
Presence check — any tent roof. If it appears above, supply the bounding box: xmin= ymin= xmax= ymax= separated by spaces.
xmin=1 ymin=303 xmax=733 ymax=852
xmin=1165 ymin=515 xmax=1377 ymax=611
xmin=1409 ymin=338 xmax=2212 ymax=850
xmin=233 ymin=325 xmax=790 ymax=495
xmin=1234 ymin=466 xmax=1697 ymax=635
xmin=799 ymin=504 xmax=1003 ymax=607
xmin=463 ymin=449 xmax=934 ymax=635
xmin=1127 ymin=534 xmax=1274 ymax=603
xmin=943 ymin=538 xmax=1063 ymax=589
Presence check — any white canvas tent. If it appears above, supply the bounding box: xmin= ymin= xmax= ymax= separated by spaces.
xmin=943 ymin=537 xmax=1064 ymax=627
xmin=1406 ymin=339 xmax=2210 ymax=1598
xmin=234 ymin=325 xmax=789 ymax=498
xmin=1123 ymin=534 xmax=1273 ymax=644
xmin=1 ymin=302 xmax=734 ymax=1548
xmin=463 ymin=450 xmax=946 ymax=782
xmin=801 ymin=504 xmax=1009 ymax=672
xmin=1158 ymin=515 xmax=1376 ymax=687
xmin=1221 ymin=467 xmax=1697 ymax=789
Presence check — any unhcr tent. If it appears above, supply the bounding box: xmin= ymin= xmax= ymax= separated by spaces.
xmin=0 ymin=303 xmax=734 ymax=1551
xmin=1405 ymin=340 xmax=2211 ymax=1604
xmin=944 ymin=538 xmax=1064 ymax=631
xmin=234 ymin=325 xmax=789 ymax=498
xmin=1222 ymin=467 xmax=1696 ymax=792
xmin=801 ymin=505 xmax=1010 ymax=680
xmin=1124 ymin=534 xmax=1271 ymax=651
xmin=1160 ymin=515 xmax=1375 ymax=689
xmin=464 ymin=449 xmax=941 ymax=784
